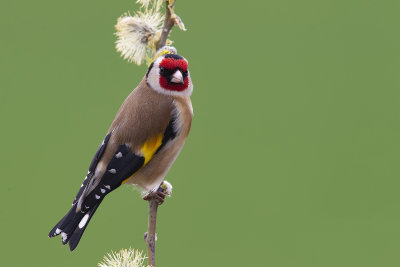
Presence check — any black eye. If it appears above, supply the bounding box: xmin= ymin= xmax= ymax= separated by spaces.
xmin=183 ymin=70 xmax=188 ymax=78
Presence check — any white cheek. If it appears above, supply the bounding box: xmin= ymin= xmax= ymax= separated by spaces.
xmin=147 ymin=59 xmax=163 ymax=92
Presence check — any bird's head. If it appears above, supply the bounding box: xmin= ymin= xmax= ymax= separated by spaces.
xmin=146 ymin=52 xmax=193 ymax=97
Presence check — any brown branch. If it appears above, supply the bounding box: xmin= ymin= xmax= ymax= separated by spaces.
xmin=146 ymin=198 xmax=158 ymax=267
xmin=155 ymin=0 xmax=176 ymax=50
xmin=144 ymin=181 xmax=172 ymax=267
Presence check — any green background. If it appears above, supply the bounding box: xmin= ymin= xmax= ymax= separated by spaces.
xmin=1 ymin=0 xmax=399 ymax=266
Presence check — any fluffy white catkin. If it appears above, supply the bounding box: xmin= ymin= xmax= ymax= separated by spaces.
xmin=99 ymin=248 xmax=149 ymax=267
xmin=115 ymin=11 xmax=163 ymax=65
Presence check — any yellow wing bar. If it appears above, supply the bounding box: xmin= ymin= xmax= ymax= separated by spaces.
xmin=121 ymin=133 xmax=163 ymax=184
xmin=141 ymin=133 xmax=163 ymax=164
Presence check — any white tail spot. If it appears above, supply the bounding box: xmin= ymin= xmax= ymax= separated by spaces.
xmin=104 ymin=185 xmax=111 ymax=190
xmin=79 ymin=214 xmax=90 ymax=229
xmin=116 ymin=152 xmax=123 ymax=158
xmin=100 ymin=188 xmax=106 ymax=193
xmin=61 ymin=232 xmax=68 ymax=242
xmin=95 ymin=194 xmax=100 ymax=199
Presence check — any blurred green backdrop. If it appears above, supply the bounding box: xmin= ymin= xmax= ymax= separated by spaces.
xmin=1 ymin=0 xmax=400 ymax=266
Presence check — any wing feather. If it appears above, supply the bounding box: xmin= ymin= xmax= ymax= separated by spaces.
xmin=72 ymin=133 xmax=111 ymax=206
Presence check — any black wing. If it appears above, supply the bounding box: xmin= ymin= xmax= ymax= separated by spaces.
xmin=72 ymin=133 xmax=111 ymax=206
xmin=49 ymin=134 xmax=145 ymax=251
xmin=79 ymin=144 xmax=145 ymax=213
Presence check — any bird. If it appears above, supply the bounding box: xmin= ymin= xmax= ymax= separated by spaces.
xmin=48 ymin=49 xmax=193 ymax=251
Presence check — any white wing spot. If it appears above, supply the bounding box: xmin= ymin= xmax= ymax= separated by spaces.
xmin=116 ymin=152 xmax=123 ymax=158
xmin=104 ymin=185 xmax=111 ymax=190
xmin=100 ymin=188 xmax=106 ymax=194
xmin=85 ymin=205 xmax=90 ymax=209
xmin=55 ymin=228 xmax=61 ymax=234
xmin=95 ymin=194 xmax=100 ymax=199
xmin=84 ymin=176 xmax=88 ymax=180
xmin=108 ymin=169 xmax=117 ymax=174
xmin=79 ymin=214 xmax=90 ymax=229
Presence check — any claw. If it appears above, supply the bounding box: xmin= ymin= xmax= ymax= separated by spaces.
xmin=143 ymin=181 xmax=172 ymax=205
xmin=143 ymin=191 xmax=165 ymax=204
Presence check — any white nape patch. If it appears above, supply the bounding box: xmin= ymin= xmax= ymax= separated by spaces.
xmin=95 ymin=194 xmax=100 ymax=199
xmin=61 ymin=232 xmax=68 ymax=242
xmin=116 ymin=152 xmax=123 ymax=158
xmin=108 ymin=169 xmax=117 ymax=174
xmin=78 ymin=214 xmax=90 ymax=229
xmin=100 ymin=188 xmax=106 ymax=193
xmin=55 ymin=228 xmax=61 ymax=235
xmin=104 ymin=185 xmax=111 ymax=190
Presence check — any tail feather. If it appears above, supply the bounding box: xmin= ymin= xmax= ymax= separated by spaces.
xmin=49 ymin=133 xmax=114 ymax=251
xmin=48 ymin=210 xmax=70 ymax=237
xmin=48 ymin=206 xmax=79 ymax=239
xmin=68 ymin=202 xmax=101 ymax=251
xmin=48 ymin=203 xmax=101 ymax=250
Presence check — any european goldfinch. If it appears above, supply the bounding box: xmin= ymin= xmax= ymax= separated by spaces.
xmin=49 ymin=50 xmax=193 ymax=251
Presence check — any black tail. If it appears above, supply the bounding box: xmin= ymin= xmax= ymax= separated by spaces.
xmin=48 ymin=202 xmax=102 ymax=251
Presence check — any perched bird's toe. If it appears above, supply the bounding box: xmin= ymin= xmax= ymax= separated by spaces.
xmin=143 ymin=190 xmax=166 ymax=205
xmin=143 ymin=193 xmax=162 ymax=204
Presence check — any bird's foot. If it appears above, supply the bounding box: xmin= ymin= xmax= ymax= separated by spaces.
xmin=143 ymin=190 xmax=166 ymax=205
xmin=142 ymin=181 xmax=173 ymax=205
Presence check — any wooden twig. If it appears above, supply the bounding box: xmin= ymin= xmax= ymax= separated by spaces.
xmin=155 ymin=0 xmax=176 ymax=50
xmin=144 ymin=181 xmax=172 ymax=267
xmin=146 ymin=198 xmax=158 ymax=267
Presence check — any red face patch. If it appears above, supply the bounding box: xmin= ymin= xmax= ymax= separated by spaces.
xmin=159 ymin=75 xmax=189 ymax=91
xmin=159 ymin=58 xmax=188 ymax=72
xmin=159 ymin=58 xmax=189 ymax=91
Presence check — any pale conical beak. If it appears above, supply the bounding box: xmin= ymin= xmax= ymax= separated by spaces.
xmin=171 ymin=70 xmax=184 ymax=84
